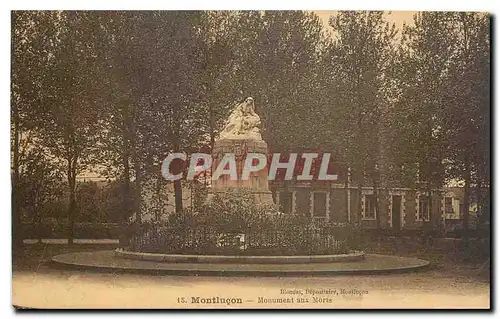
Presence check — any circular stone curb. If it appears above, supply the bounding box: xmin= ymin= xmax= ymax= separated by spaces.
xmin=114 ymin=249 xmax=366 ymax=264
xmin=51 ymin=250 xmax=430 ymax=276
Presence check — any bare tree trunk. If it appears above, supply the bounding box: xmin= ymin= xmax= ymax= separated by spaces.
xmin=373 ymin=174 xmax=380 ymax=230
xmin=209 ymin=103 xmax=216 ymax=151
xmin=463 ymin=170 xmax=471 ymax=245
xmin=132 ymin=149 xmax=142 ymax=223
xmin=475 ymin=180 xmax=484 ymax=222
xmin=122 ymin=156 xmax=131 ymax=211
xmin=344 ymin=166 xmax=350 ymax=222
xmin=173 ymin=130 xmax=183 ymax=213
xmin=120 ymin=127 xmax=131 ymax=246
xmin=426 ymin=182 xmax=433 ymax=223
xmin=119 ymin=101 xmax=135 ymax=245
xmin=34 ymin=191 xmax=42 ymax=244
xmin=372 ymin=123 xmax=381 ymax=230
xmin=356 ymin=167 xmax=364 ymax=223
xmin=356 ymin=116 xmax=365 ymax=224
xmin=173 ymin=181 xmax=183 ymax=212
xmin=154 ymin=174 xmax=164 ymax=220
xmin=131 ymin=103 xmax=142 ymax=223
xmin=67 ymin=154 xmax=77 ymax=246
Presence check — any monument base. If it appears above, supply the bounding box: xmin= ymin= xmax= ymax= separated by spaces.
xmin=208 ymin=138 xmax=274 ymax=205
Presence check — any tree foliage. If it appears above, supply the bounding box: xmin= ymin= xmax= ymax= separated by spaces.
xmin=11 ymin=11 xmax=490 ymax=240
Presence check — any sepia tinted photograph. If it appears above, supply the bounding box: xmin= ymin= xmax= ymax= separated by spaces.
xmin=11 ymin=10 xmax=490 ymax=309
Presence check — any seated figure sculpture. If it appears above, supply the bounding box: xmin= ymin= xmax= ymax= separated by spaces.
xmin=219 ymin=97 xmax=262 ymax=140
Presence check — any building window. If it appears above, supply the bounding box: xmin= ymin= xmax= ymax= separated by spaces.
xmin=278 ymin=190 xmax=293 ymax=214
xmin=313 ymin=192 xmax=327 ymax=218
xmin=363 ymin=194 xmax=377 ymax=220
xmin=295 ymin=191 xmax=309 ymax=217
xmin=445 ymin=197 xmax=454 ymax=215
xmin=418 ymin=195 xmax=430 ymax=221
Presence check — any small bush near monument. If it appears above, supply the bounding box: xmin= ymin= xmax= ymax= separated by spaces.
xmin=128 ymin=189 xmax=359 ymax=255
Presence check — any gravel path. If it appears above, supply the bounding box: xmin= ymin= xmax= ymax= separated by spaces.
xmin=13 ymin=267 xmax=489 ymax=309
xmin=12 ymin=243 xmax=490 ymax=309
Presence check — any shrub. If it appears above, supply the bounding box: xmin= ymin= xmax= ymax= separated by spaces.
xmin=129 ymin=189 xmax=355 ymax=255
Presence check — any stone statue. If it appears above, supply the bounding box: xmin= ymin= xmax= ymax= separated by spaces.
xmin=210 ymin=96 xmax=273 ymax=204
xmin=219 ymin=97 xmax=262 ymax=140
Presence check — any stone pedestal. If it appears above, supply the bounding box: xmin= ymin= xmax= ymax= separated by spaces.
xmin=208 ymin=138 xmax=274 ymax=205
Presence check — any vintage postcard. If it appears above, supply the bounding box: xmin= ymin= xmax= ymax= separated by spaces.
xmin=11 ymin=10 xmax=490 ymax=309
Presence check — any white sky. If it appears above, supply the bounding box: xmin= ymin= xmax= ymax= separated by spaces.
xmin=314 ymin=10 xmax=417 ymax=31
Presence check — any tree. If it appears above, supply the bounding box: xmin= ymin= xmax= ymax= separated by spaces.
xmin=232 ymin=11 xmax=327 ymax=151
xmin=92 ymin=12 xmax=146 ymax=230
xmin=98 ymin=12 xmax=211 ymax=217
xmin=391 ymin=12 xmax=458 ymax=189
xmin=17 ymin=149 xmax=64 ymax=243
xmin=441 ymin=13 xmax=490 ymax=235
xmin=75 ymin=181 xmax=101 ymax=222
xmin=197 ymin=11 xmax=241 ymax=150
xmin=232 ymin=11 xmax=329 ymax=213
xmin=326 ymin=11 xmax=397 ymax=227
xmin=391 ymin=12 xmax=490 ymax=234
xmin=11 ymin=11 xmax=60 ymax=246
xmin=29 ymin=12 xmax=104 ymax=244
xmin=133 ymin=11 xmax=209 ymax=214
